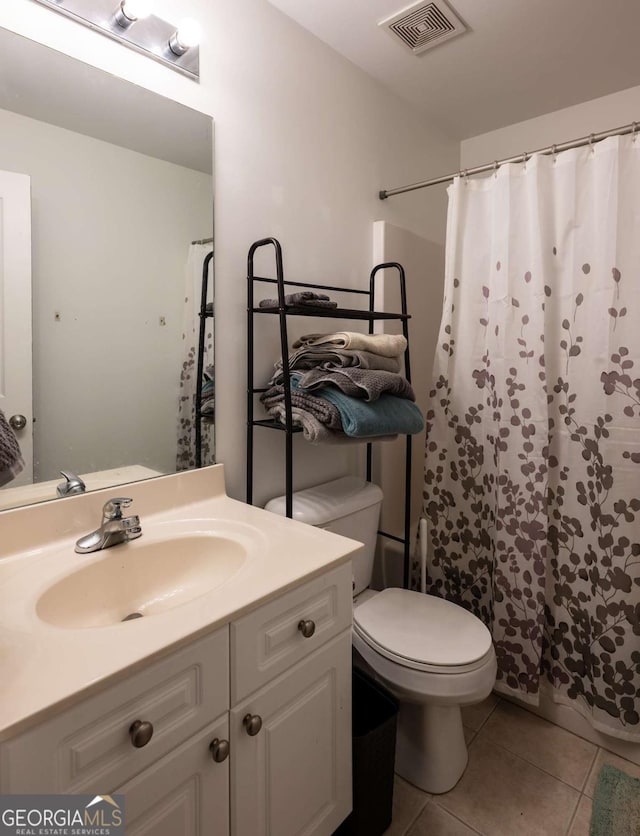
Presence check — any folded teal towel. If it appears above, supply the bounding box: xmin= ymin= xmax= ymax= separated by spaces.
xmin=310 ymin=388 xmax=424 ymax=437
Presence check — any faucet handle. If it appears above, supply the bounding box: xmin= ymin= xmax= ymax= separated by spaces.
xmin=102 ymin=497 xmax=133 ymax=521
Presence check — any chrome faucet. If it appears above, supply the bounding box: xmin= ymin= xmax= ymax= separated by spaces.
xmin=75 ymin=497 xmax=142 ymax=554
xmin=57 ymin=470 xmax=86 ymax=497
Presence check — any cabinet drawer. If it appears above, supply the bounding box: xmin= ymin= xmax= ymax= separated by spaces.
xmin=231 ymin=562 xmax=352 ymax=703
xmin=1 ymin=626 xmax=229 ymax=793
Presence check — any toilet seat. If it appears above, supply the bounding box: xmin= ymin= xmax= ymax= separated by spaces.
xmin=353 ymin=588 xmax=493 ymax=675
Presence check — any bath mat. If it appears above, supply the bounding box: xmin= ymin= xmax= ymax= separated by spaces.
xmin=590 ymin=764 xmax=640 ymax=836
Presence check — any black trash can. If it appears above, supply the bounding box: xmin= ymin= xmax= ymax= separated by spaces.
xmin=335 ymin=667 xmax=399 ymax=836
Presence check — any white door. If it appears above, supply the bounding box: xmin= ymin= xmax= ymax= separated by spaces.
xmin=0 ymin=171 xmax=32 ymax=486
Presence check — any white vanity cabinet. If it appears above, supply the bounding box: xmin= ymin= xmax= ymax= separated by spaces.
xmin=0 ymin=562 xmax=353 ymax=836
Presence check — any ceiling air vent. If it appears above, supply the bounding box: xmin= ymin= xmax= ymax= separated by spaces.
xmin=379 ymin=0 xmax=466 ymax=55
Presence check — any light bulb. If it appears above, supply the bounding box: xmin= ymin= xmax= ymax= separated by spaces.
xmin=122 ymin=0 xmax=152 ymax=20
xmin=116 ymin=0 xmax=152 ymax=26
xmin=168 ymin=18 xmax=202 ymax=54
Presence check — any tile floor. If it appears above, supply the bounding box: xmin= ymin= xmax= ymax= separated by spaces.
xmin=384 ymin=694 xmax=640 ymax=836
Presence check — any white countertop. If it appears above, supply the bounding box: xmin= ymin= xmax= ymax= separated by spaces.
xmin=0 ymin=465 xmax=361 ymax=740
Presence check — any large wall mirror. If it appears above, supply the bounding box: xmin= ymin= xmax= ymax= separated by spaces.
xmin=0 ymin=28 xmax=214 ymax=513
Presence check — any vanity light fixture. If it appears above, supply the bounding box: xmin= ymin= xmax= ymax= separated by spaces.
xmin=32 ymin=0 xmax=201 ymax=80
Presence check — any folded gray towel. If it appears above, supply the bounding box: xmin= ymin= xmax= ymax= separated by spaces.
xmin=259 ymin=291 xmax=337 ymax=309
xmin=297 ymin=367 xmax=415 ymax=402
xmin=0 ymin=409 xmax=25 ymax=487
xmin=272 ymin=347 xmax=401 ymax=381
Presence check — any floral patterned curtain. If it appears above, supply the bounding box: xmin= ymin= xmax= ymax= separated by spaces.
xmin=422 ymin=135 xmax=640 ymax=740
xmin=176 ymin=243 xmax=214 ymax=470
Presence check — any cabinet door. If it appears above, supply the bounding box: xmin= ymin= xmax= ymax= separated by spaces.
xmin=231 ymin=631 xmax=351 ymax=836
xmin=116 ymin=716 xmax=229 ymax=836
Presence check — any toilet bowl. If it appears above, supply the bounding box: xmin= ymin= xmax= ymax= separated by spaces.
xmin=265 ymin=477 xmax=497 ymax=795
xmin=353 ymin=587 xmax=496 ymax=793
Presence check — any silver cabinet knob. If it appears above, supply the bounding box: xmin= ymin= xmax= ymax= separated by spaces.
xmin=129 ymin=720 xmax=154 ymax=748
xmin=298 ymin=619 xmax=316 ymax=638
xmin=243 ymin=714 xmax=263 ymax=736
xmin=9 ymin=415 xmax=27 ymax=431
xmin=210 ymin=738 xmax=230 ymax=762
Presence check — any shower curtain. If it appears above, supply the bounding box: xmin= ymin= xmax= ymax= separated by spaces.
xmin=422 ymin=135 xmax=640 ymax=741
xmin=176 ymin=243 xmax=214 ymax=470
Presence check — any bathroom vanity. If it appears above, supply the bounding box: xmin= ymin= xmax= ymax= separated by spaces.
xmin=0 ymin=465 xmax=358 ymax=836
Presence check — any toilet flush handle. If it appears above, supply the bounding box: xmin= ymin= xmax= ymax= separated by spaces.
xmin=298 ymin=619 xmax=316 ymax=639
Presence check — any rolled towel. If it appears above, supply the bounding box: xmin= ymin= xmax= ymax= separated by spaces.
xmin=0 ymin=409 xmax=25 ymax=486
xmin=298 ymin=367 xmax=415 ymax=402
xmin=307 ymin=389 xmax=424 ymax=437
xmin=259 ymin=291 xmax=337 ymax=309
xmin=292 ymin=331 xmax=407 ymax=358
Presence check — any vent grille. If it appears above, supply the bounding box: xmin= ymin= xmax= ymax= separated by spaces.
xmin=379 ymin=0 xmax=466 ymax=55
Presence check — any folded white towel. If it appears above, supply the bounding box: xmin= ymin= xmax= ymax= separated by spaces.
xmin=292 ymin=331 xmax=407 ymax=359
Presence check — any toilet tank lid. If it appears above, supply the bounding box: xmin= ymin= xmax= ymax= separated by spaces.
xmin=264 ymin=476 xmax=383 ymax=526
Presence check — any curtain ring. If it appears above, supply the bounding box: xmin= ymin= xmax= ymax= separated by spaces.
xmin=551 ymin=144 xmax=557 ymax=164
xmin=522 ymin=151 xmax=527 ymax=169
xmin=463 ymin=169 xmax=469 ymax=185
xmin=493 ymin=160 xmax=499 ymax=178
xmin=632 ymin=122 xmax=638 ymax=143
xmin=589 ymin=133 xmax=595 ymax=155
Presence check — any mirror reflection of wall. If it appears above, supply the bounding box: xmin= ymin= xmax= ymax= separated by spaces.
xmin=0 ymin=29 xmax=214 ymax=512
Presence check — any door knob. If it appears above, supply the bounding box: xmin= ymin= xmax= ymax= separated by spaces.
xmin=210 ymin=738 xmax=230 ymax=762
xmin=129 ymin=720 xmax=154 ymax=748
xmin=9 ymin=414 xmax=27 ymax=431
xmin=243 ymin=714 xmax=263 ymax=736
xmin=298 ymin=619 xmax=316 ymax=638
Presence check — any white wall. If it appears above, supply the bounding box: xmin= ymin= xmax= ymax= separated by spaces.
xmin=461 ymin=84 xmax=640 ymax=168
xmin=0 ymin=106 xmax=211 ymax=481
xmin=0 ymin=0 xmax=458 ymax=504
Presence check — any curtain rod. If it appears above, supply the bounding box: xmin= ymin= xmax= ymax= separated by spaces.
xmin=379 ymin=120 xmax=640 ymax=200
xmin=192 ymin=236 xmax=214 ymax=245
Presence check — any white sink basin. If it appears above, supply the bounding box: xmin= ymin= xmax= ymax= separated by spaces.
xmin=36 ymin=529 xmax=250 ymax=629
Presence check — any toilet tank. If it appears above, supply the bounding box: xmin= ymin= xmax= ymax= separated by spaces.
xmin=264 ymin=476 xmax=383 ymax=596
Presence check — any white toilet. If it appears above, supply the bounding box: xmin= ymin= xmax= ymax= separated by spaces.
xmin=265 ymin=476 xmax=497 ymax=795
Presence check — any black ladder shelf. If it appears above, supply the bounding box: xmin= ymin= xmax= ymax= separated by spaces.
xmin=194 ymin=249 xmax=214 ymax=468
xmin=246 ymin=237 xmax=414 ymax=588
